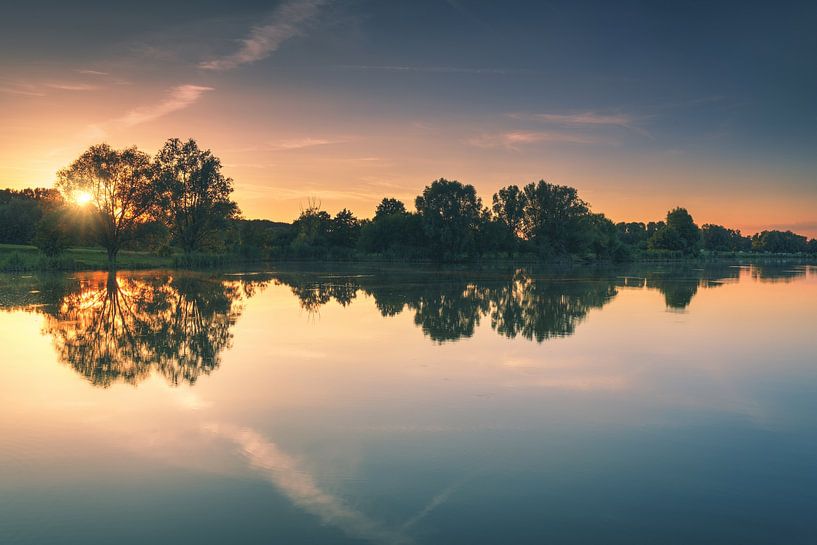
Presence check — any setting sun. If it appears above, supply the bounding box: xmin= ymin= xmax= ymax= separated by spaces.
xmin=73 ymin=190 xmax=93 ymax=206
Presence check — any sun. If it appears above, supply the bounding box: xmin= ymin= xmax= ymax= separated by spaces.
xmin=73 ymin=190 xmax=93 ymax=206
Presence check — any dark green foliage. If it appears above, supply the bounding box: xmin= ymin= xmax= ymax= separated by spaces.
xmin=701 ymin=224 xmax=751 ymax=252
xmin=0 ymin=198 xmax=41 ymax=244
xmin=155 ymin=138 xmax=239 ymax=253
xmin=236 ymin=219 xmax=293 ymax=258
xmin=358 ymin=210 xmax=427 ymax=257
xmin=329 ymin=208 xmax=361 ymax=248
xmin=374 ymin=198 xmax=407 ymax=220
xmin=751 ymin=230 xmax=809 ymax=253
xmin=492 ymin=185 xmax=526 ymax=237
xmin=648 ymin=208 xmax=700 ymax=255
xmin=33 ymin=209 xmax=71 ymax=257
xmin=415 ymin=179 xmax=484 ymax=259
xmin=290 ymin=204 xmax=332 ymax=257
xmin=520 ymin=180 xmax=591 ymax=255
xmin=0 ymin=188 xmax=63 ymax=245
xmin=616 ymin=222 xmax=649 ymax=248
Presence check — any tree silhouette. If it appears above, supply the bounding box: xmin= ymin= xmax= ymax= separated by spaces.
xmin=56 ymin=144 xmax=157 ymax=265
xmin=415 ymin=179 xmax=484 ymax=259
xmin=155 ymin=138 xmax=239 ymax=253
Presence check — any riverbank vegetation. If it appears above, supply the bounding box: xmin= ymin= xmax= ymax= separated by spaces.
xmin=2 ymin=139 xmax=816 ymax=271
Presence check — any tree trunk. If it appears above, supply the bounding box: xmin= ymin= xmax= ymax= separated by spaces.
xmin=107 ymin=246 xmax=119 ymax=270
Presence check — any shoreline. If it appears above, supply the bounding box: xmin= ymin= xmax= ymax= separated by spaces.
xmin=1 ymin=243 xmax=815 ymax=273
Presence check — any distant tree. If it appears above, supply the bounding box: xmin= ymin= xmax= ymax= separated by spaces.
xmin=492 ymin=185 xmax=526 ymax=237
xmin=329 ymin=208 xmax=362 ymax=248
xmin=0 ymin=198 xmax=41 ymax=244
xmin=808 ymin=238 xmax=817 ymax=254
xmin=701 ymin=224 xmax=751 ymax=252
xmin=56 ymin=143 xmax=157 ymax=265
xmin=155 ymin=138 xmax=239 ymax=253
xmin=374 ymin=198 xmax=408 ymax=220
xmin=583 ymin=213 xmax=626 ymax=259
xmin=520 ymin=180 xmax=590 ymax=255
xmin=291 ymin=201 xmax=332 ymax=256
xmin=646 ymin=221 xmax=665 ymax=239
xmin=751 ymin=230 xmax=808 ymax=253
xmin=33 ymin=209 xmax=71 ymax=257
xmin=616 ymin=222 xmax=648 ymax=248
xmin=648 ymin=208 xmax=700 ymax=255
xmin=127 ymin=220 xmax=171 ymax=252
xmin=415 ymin=179 xmax=484 ymax=259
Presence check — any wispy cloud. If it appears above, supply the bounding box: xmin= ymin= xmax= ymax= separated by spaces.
xmin=45 ymin=82 xmax=99 ymax=91
xmin=268 ymin=137 xmax=346 ymax=150
xmin=0 ymin=83 xmax=45 ymax=96
xmin=517 ymin=111 xmax=650 ymax=137
xmin=75 ymin=69 xmax=109 ymax=76
xmin=116 ymin=84 xmax=213 ymax=127
xmin=529 ymin=112 xmax=635 ymax=127
xmin=468 ymin=130 xmax=599 ymax=149
xmin=333 ymin=65 xmax=534 ymax=76
xmin=200 ymin=0 xmax=327 ymax=71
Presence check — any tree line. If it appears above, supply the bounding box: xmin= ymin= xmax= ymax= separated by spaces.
xmin=1 ymin=139 xmax=816 ymax=264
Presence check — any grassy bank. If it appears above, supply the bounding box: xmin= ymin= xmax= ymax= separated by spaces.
xmin=0 ymin=244 xmax=174 ymax=271
xmin=2 ymin=243 xmax=815 ymax=273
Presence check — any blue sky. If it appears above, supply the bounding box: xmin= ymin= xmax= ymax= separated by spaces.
xmin=1 ymin=0 xmax=815 ymax=233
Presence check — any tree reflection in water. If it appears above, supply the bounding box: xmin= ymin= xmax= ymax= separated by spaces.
xmin=42 ymin=271 xmax=269 ymax=387
xmin=0 ymin=263 xmax=807 ymax=387
xmin=276 ymin=264 xmax=800 ymax=343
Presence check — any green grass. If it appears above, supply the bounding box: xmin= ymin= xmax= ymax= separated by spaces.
xmin=1 ymin=243 xmax=814 ymax=273
xmin=0 ymin=244 xmax=174 ymax=271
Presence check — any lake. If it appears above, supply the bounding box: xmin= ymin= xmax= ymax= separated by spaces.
xmin=1 ymin=263 xmax=816 ymax=544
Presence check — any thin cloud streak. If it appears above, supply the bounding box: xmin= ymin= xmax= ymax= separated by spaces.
xmin=45 ymin=83 xmax=99 ymax=91
xmin=200 ymin=0 xmax=327 ymax=71
xmin=116 ymin=84 xmax=213 ymax=127
xmin=334 ymin=65 xmax=536 ymax=75
xmin=518 ymin=111 xmax=651 ymax=138
xmin=531 ymin=112 xmax=635 ymax=127
xmin=0 ymin=85 xmax=45 ymax=97
xmin=268 ymin=137 xmax=346 ymax=150
xmin=468 ymin=130 xmax=599 ymax=149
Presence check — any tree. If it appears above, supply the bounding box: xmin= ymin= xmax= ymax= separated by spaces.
xmin=155 ymin=138 xmax=239 ymax=253
xmin=701 ymin=224 xmax=751 ymax=252
xmin=33 ymin=209 xmax=71 ymax=257
xmin=616 ymin=222 xmax=648 ymax=248
xmin=415 ymin=179 xmax=484 ymax=259
xmin=291 ymin=201 xmax=332 ymax=256
xmin=520 ymin=180 xmax=591 ymax=255
xmin=0 ymin=198 xmax=41 ymax=244
xmin=648 ymin=208 xmax=700 ymax=255
xmin=374 ymin=198 xmax=407 ymax=220
xmin=56 ymin=144 xmax=157 ymax=265
xmin=329 ymin=208 xmax=361 ymax=248
xmin=751 ymin=230 xmax=808 ymax=253
xmin=492 ymin=185 xmax=526 ymax=237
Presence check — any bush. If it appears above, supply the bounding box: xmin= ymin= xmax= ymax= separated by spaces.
xmin=33 ymin=210 xmax=71 ymax=257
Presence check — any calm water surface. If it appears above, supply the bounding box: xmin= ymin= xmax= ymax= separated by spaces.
xmin=1 ymin=264 xmax=816 ymax=544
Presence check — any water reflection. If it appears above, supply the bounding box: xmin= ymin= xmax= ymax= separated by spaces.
xmin=32 ymin=272 xmax=269 ymax=387
xmin=274 ymin=263 xmax=802 ymax=342
xmin=0 ymin=263 xmax=810 ymax=388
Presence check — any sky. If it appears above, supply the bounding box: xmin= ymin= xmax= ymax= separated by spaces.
xmin=1 ymin=0 xmax=815 ymax=235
